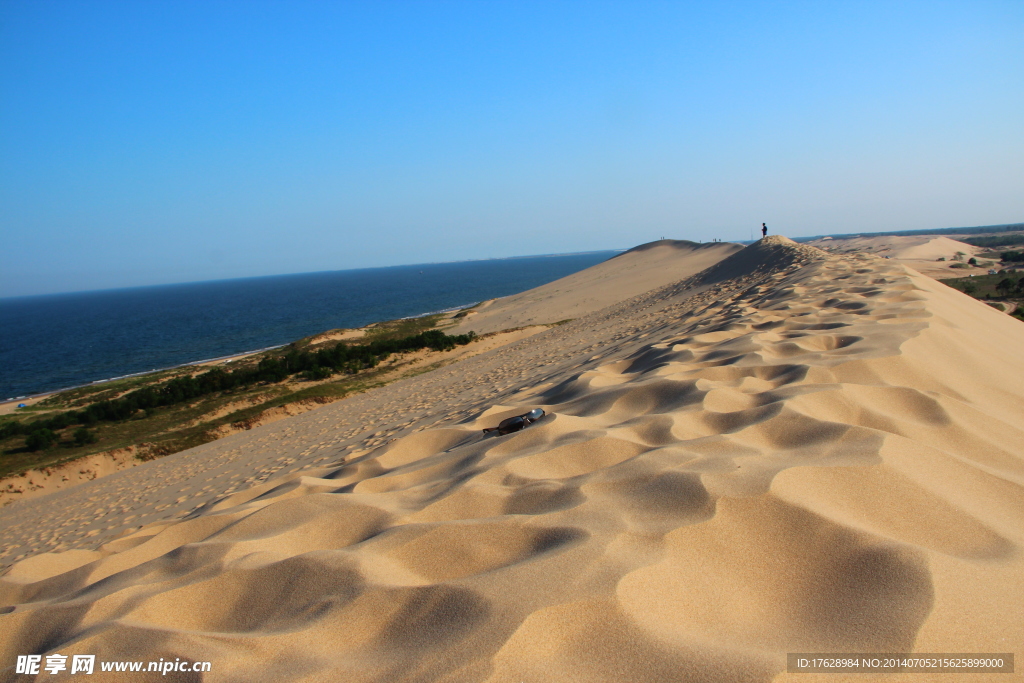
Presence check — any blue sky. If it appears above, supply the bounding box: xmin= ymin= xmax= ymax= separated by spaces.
xmin=1 ymin=1 xmax=1021 ymax=296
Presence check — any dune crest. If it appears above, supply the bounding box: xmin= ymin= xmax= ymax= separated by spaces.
xmin=449 ymin=238 xmax=742 ymax=335
xmin=2 ymin=238 xmax=1023 ymax=682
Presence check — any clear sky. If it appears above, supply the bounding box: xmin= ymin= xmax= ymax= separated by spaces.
xmin=1 ymin=1 xmax=1021 ymax=297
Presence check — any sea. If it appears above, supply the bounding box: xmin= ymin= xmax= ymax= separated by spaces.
xmin=0 ymin=252 xmax=619 ymax=400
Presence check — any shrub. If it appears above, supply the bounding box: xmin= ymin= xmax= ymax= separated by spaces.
xmin=303 ymin=366 xmax=333 ymax=381
xmin=0 ymin=420 xmax=27 ymax=439
xmin=25 ymin=428 xmax=57 ymax=451
xmin=73 ymin=427 xmax=98 ymax=446
xmin=3 ymin=328 xmax=479 ymax=434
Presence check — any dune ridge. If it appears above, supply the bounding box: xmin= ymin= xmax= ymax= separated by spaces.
xmin=2 ymin=236 xmax=1023 ymax=682
xmin=449 ymin=238 xmax=742 ymax=335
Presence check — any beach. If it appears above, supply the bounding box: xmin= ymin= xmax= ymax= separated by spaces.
xmin=2 ymin=236 xmax=1022 ymax=682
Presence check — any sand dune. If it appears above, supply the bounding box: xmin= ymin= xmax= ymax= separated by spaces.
xmin=807 ymin=235 xmax=990 ymax=279
xmin=0 ymin=448 xmax=142 ymax=506
xmin=885 ymin=235 xmax=979 ymax=260
xmin=449 ymin=239 xmax=741 ymax=335
xmin=2 ymin=236 xmax=1023 ymax=682
xmin=807 ymin=234 xmax=979 ymax=260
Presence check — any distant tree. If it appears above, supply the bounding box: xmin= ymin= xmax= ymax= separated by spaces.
xmin=0 ymin=420 xmax=27 ymax=440
xmin=303 ymin=366 xmax=333 ymax=381
xmin=962 ymin=282 xmax=977 ymax=295
xmin=25 ymin=428 xmax=56 ymax=451
xmin=6 ymin=329 xmax=479 ymax=435
xmin=996 ymin=278 xmax=1014 ymax=297
xmin=968 ymin=257 xmax=977 ymax=265
xmin=73 ymin=427 xmax=98 ymax=446
xmin=963 ymin=234 xmax=1024 ymax=249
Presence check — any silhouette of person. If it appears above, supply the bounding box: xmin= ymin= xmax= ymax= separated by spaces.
xmin=761 ymin=223 xmax=768 ymax=237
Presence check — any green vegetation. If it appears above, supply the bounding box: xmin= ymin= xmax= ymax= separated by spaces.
xmin=1 ymin=325 xmax=477 ymax=479
xmin=363 ymin=313 xmax=448 ymax=340
xmin=960 ymin=233 xmax=1024 ymax=249
xmin=2 ymin=328 xmax=474 ymax=440
xmin=25 ymin=428 xmax=56 ymax=452
xmin=941 ymin=271 xmax=1024 ymax=300
xmin=942 ymin=271 xmax=1024 ymax=325
xmin=73 ymin=427 xmax=98 ymax=446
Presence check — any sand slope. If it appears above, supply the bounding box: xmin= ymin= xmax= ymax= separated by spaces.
xmin=807 ymin=234 xmax=979 ymax=260
xmin=2 ymin=237 xmax=1023 ymax=682
xmin=807 ymin=235 xmax=990 ymax=279
xmin=449 ymin=240 xmax=741 ymax=335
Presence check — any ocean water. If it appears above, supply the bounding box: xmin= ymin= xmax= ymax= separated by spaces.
xmin=0 ymin=252 xmax=618 ymax=399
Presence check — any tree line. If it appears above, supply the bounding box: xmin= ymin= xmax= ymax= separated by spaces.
xmin=954 ymin=274 xmax=1024 ymax=298
xmin=962 ymin=234 xmax=1024 ymax=249
xmin=2 ymin=329 xmax=476 ymax=449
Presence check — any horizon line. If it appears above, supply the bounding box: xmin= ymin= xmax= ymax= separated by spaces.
xmin=5 ymin=220 xmax=1021 ymax=301
xmin=0 ymin=248 xmax=629 ymax=302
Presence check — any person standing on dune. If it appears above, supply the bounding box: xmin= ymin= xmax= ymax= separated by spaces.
xmin=762 ymin=223 xmax=768 ymax=237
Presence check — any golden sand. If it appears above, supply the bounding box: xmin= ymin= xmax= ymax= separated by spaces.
xmin=1 ymin=236 xmax=1022 ymax=682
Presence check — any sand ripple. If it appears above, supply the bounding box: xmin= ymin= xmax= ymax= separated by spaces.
xmin=2 ymin=237 xmax=1023 ymax=681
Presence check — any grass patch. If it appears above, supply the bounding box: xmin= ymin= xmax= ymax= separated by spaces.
xmin=940 ymin=272 xmax=1024 ymax=326
xmin=364 ymin=313 xmax=448 ymax=340
xmin=36 ymin=365 xmax=215 ymax=410
xmin=0 ymin=311 xmax=478 ymax=480
xmin=940 ymin=271 xmax=1024 ymax=300
xmin=1 ymin=378 xmax=354 ymax=478
xmin=2 ymin=384 xmax=284 ymax=478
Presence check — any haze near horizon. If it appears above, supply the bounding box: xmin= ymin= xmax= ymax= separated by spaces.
xmin=1 ymin=0 xmax=1022 ymax=297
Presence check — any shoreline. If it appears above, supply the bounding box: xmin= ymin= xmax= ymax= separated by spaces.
xmin=4 ymin=233 xmax=1008 ymax=408
xmin=0 ymin=238 xmax=746 ymax=498
xmin=398 ymin=300 xmax=479 ymax=320
xmin=3 ymin=237 xmax=1021 ymax=674
xmin=1 ymin=301 xmax=486 ymax=407
xmin=0 ymin=343 xmax=289 ymax=407
xmin=0 ymin=323 xmax=548 ymax=506
xmin=2 ymin=250 xmax=623 ymax=402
